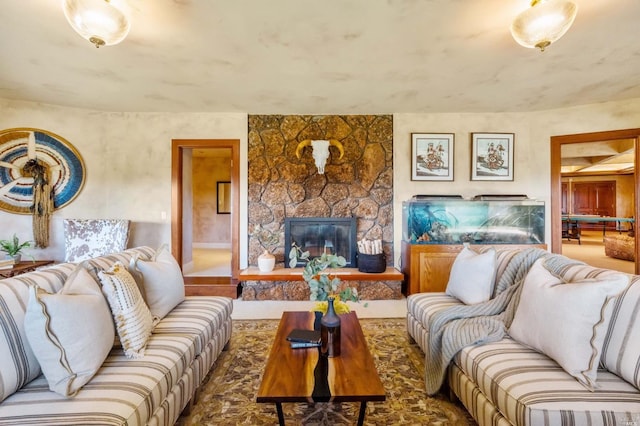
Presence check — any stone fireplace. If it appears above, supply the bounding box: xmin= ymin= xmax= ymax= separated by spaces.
xmin=243 ymin=114 xmax=401 ymax=300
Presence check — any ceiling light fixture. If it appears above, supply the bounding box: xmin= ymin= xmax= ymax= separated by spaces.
xmin=511 ymin=0 xmax=578 ymax=52
xmin=62 ymin=0 xmax=131 ymax=48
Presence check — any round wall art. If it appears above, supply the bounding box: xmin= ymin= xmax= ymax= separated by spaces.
xmin=0 ymin=128 xmax=86 ymax=214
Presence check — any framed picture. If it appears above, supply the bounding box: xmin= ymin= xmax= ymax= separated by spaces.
xmin=471 ymin=133 xmax=514 ymax=181
xmin=411 ymin=133 xmax=455 ymax=181
xmin=217 ymin=181 xmax=231 ymax=214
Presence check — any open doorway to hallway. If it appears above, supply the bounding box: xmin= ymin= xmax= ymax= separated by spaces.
xmin=181 ymin=147 xmax=232 ymax=278
xmin=171 ymin=139 xmax=240 ymax=298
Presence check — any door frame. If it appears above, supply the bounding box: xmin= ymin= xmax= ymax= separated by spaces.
xmin=171 ymin=139 xmax=240 ymax=292
xmin=550 ymin=128 xmax=640 ymax=274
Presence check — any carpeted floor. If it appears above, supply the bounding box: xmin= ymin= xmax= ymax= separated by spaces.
xmin=178 ymin=318 xmax=476 ymax=425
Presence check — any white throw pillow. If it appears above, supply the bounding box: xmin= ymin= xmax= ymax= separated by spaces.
xmin=98 ymin=262 xmax=154 ymax=358
xmin=24 ymin=263 xmax=115 ymax=397
xmin=509 ymin=258 xmax=629 ymax=390
xmin=133 ymin=244 xmax=185 ymax=320
xmin=445 ymin=246 xmax=496 ymax=304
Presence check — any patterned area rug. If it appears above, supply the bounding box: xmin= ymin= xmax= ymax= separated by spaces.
xmin=178 ymin=318 xmax=477 ymax=425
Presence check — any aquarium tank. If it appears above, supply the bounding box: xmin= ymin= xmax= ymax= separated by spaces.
xmin=402 ymin=195 xmax=545 ymax=244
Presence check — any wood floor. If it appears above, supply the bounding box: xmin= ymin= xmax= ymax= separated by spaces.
xmin=183 ymin=248 xmax=231 ymax=277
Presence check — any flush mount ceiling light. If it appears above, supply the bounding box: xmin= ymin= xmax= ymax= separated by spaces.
xmin=511 ymin=0 xmax=578 ymax=52
xmin=62 ymin=0 xmax=131 ymax=48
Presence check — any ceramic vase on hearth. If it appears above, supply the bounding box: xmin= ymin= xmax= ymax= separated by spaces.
xmin=320 ymin=296 xmax=341 ymax=357
xmin=257 ymin=250 xmax=275 ymax=272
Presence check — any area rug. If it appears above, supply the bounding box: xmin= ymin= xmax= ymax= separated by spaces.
xmin=178 ymin=318 xmax=476 ymax=425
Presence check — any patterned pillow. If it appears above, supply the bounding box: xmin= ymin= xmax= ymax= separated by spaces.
xmin=133 ymin=244 xmax=185 ymax=320
xmin=24 ymin=263 xmax=115 ymax=397
xmin=98 ymin=262 xmax=154 ymax=358
xmin=64 ymin=219 xmax=130 ymax=262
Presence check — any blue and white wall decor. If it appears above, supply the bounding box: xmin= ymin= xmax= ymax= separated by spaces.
xmin=0 ymin=128 xmax=86 ymax=214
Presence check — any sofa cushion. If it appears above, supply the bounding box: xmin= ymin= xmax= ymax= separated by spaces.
xmin=0 ymin=247 xmax=153 ymax=403
xmin=153 ymin=296 xmax=234 ymax=354
xmin=133 ymin=244 xmax=185 ymax=320
xmin=446 ymin=246 xmax=496 ymax=305
xmin=0 ymin=296 xmax=233 ymax=425
xmin=98 ymin=262 xmax=154 ymax=358
xmin=0 ymin=331 xmax=198 ymax=426
xmin=24 ymin=263 xmax=115 ymax=397
xmin=406 ymin=293 xmax=463 ymax=352
xmin=453 ymin=340 xmax=640 ymax=426
xmin=509 ymin=258 xmax=628 ymax=390
xmin=0 ymin=262 xmax=76 ymax=403
xmin=601 ymin=275 xmax=640 ymax=389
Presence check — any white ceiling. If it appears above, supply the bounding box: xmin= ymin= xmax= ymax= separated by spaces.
xmin=1 ymin=0 xmax=639 ymax=114
xmin=561 ymin=139 xmax=635 ymax=174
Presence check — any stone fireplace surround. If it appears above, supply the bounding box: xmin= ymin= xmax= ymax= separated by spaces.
xmin=243 ymin=114 xmax=401 ymax=300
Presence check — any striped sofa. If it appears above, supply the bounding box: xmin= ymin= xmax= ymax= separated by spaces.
xmin=0 ymin=247 xmax=233 ymax=426
xmin=408 ymin=248 xmax=640 ymax=426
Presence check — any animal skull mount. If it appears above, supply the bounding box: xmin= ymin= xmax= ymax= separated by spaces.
xmin=295 ymin=139 xmax=345 ymax=174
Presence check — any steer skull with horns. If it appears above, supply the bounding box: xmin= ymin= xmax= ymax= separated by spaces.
xmin=295 ymin=139 xmax=344 ymax=174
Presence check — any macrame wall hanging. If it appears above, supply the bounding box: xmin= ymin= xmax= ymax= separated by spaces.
xmin=0 ymin=128 xmax=86 ymax=248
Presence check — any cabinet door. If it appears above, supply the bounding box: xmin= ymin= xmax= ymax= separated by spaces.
xmin=573 ymin=183 xmax=595 ymax=215
xmin=594 ymin=182 xmax=616 ymax=216
xmin=572 ymin=181 xmax=616 ymax=229
xmin=417 ymin=251 xmax=457 ymax=293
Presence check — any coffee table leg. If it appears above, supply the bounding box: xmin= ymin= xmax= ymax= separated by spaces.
xmin=357 ymin=401 xmax=367 ymax=426
xmin=275 ymin=402 xmax=285 ymax=425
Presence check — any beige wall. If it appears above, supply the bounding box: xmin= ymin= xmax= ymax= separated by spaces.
xmin=192 ymin=155 xmax=231 ymax=246
xmin=393 ymin=98 xmax=640 ymax=265
xmin=2 ymin=97 xmax=640 ymax=268
xmin=0 ymin=99 xmax=248 ymax=264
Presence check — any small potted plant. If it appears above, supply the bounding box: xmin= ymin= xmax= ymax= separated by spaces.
xmin=0 ymin=234 xmax=33 ymax=263
xmin=288 ymin=242 xmax=359 ymax=313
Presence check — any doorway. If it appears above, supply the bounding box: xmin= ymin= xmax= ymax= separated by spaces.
xmin=171 ymin=139 xmax=240 ymax=297
xmin=550 ymin=129 xmax=640 ymax=275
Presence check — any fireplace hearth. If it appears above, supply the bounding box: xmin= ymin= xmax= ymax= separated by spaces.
xmin=284 ymin=217 xmax=357 ymax=268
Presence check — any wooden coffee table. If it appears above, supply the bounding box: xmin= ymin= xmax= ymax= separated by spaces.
xmin=257 ymin=311 xmax=386 ymax=425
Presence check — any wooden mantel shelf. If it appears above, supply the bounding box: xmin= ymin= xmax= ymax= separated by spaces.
xmin=239 ymin=266 xmax=404 ymax=282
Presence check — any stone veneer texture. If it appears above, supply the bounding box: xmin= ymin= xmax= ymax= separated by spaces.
xmin=244 ymin=114 xmax=400 ymax=300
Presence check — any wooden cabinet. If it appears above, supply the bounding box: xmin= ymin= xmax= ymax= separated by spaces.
xmin=573 ymin=181 xmax=615 ymax=215
xmin=572 ymin=181 xmax=616 ymax=229
xmin=401 ymin=241 xmax=547 ymax=295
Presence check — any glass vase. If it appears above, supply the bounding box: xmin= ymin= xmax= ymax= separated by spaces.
xmin=320 ymin=296 xmax=341 ymax=357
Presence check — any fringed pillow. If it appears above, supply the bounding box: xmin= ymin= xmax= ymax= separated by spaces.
xmin=98 ymin=261 xmax=154 ymax=358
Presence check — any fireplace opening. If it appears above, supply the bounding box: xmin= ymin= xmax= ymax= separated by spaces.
xmin=284 ymin=217 xmax=357 ymax=268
